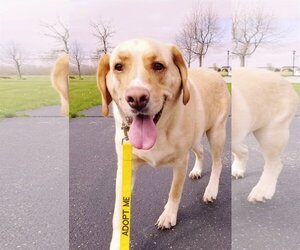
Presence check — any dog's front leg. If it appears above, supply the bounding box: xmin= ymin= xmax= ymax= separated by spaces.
xmin=156 ymin=155 xmax=188 ymax=229
xmin=110 ymin=158 xmax=138 ymax=250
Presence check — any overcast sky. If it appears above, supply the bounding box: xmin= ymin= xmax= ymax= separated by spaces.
xmin=1 ymin=0 xmax=300 ymax=68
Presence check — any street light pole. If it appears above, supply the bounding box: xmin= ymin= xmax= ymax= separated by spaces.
xmin=227 ymin=50 xmax=230 ymax=67
xmin=292 ymin=50 xmax=296 ymax=76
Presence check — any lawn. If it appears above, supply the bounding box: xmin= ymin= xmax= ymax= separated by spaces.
xmin=227 ymin=83 xmax=231 ymax=93
xmin=0 ymin=76 xmax=59 ymax=118
xmin=293 ymin=84 xmax=300 ymax=96
xmin=0 ymin=75 xmax=298 ymax=119
xmin=69 ymin=76 xmax=101 ymax=117
xmin=68 ymin=81 xmax=299 ymax=117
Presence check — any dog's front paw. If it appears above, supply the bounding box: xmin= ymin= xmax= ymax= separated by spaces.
xmin=203 ymin=183 xmax=218 ymax=203
xmin=248 ymin=180 xmax=276 ymax=202
xmin=155 ymin=200 xmax=179 ymax=230
xmin=189 ymin=168 xmax=202 ymax=179
xmin=231 ymin=162 xmax=245 ymax=179
xmin=232 ymin=167 xmax=245 ymax=179
xmin=155 ymin=209 xmax=177 ymax=229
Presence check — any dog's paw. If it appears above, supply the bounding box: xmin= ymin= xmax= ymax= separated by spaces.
xmin=231 ymin=158 xmax=246 ymax=179
xmin=247 ymin=180 xmax=276 ymax=202
xmin=189 ymin=168 xmax=202 ymax=179
xmin=155 ymin=209 xmax=177 ymax=229
xmin=61 ymin=103 xmax=69 ymax=116
xmin=203 ymin=184 xmax=218 ymax=203
xmin=231 ymin=167 xmax=245 ymax=179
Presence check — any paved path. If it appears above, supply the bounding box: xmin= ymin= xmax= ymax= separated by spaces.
xmin=0 ymin=114 xmax=68 ymax=250
xmin=16 ymin=105 xmax=63 ymax=117
xmin=70 ymin=106 xmax=231 ymax=250
xmin=232 ymin=108 xmax=300 ymax=249
xmin=1 ymin=103 xmax=298 ymax=249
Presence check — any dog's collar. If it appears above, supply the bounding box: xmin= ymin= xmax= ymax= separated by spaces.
xmin=115 ymin=103 xmax=131 ymax=143
xmin=121 ymin=122 xmax=130 ymax=143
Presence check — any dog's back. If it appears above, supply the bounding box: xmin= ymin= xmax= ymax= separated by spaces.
xmin=189 ymin=68 xmax=231 ymax=131
xmin=232 ymin=68 xmax=299 ymax=130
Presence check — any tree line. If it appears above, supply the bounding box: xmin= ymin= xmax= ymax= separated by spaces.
xmin=0 ymin=2 xmax=283 ymax=79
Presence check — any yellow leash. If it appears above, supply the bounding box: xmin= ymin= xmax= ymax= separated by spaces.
xmin=120 ymin=141 xmax=132 ymax=250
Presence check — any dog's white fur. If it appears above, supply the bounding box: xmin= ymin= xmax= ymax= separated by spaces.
xmin=51 ymin=54 xmax=69 ymax=116
xmin=97 ymin=39 xmax=230 ymax=250
xmin=232 ymin=68 xmax=299 ymax=202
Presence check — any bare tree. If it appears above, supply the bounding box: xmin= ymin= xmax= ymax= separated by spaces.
xmin=175 ymin=25 xmax=195 ymax=67
xmin=232 ymin=4 xmax=278 ymax=66
xmin=42 ymin=18 xmax=69 ymax=54
xmin=177 ymin=3 xmax=221 ymax=67
xmin=2 ymin=43 xmax=25 ymax=79
xmin=90 ymin=18 xmax=115 ymax=58
xmin=70 ymin=41 xmax=84 ymax=80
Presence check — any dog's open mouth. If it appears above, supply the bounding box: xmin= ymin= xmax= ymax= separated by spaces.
xmin=127 ymin=103 xmax=165 ymax=150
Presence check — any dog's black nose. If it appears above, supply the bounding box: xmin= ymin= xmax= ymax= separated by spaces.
xmin=125 ymin=87 xmax=150 ymax=111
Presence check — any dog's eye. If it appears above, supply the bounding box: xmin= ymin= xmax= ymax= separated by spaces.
xmin=114 ymin=63 xmax=123 ymax=71
xmin=152 ymin=62 xmax=165 ymax=71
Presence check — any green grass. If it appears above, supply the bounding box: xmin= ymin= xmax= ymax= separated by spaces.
xmin=69 ymin=76 xmax=101 ymax=117
xmin=0 ymin=76 xmax=59 ymax=118
xmin=1 ymin=75 xmax=296 ymax=119
xmin=293 ymin=84 xmax=300 ymax=96
xmin=227 ymin=83 xmax=231 ymax=94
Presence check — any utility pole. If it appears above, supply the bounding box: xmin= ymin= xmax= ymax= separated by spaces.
xmin=292 ymin=50 xmax=296 ymax=76
xmin=227 ymin=50 xmax=230 ymax=67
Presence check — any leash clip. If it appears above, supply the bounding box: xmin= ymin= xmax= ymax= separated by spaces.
xmin=121 ymin=122 xmax=130 ymax=144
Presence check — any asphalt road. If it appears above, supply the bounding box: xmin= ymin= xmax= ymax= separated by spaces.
xmin=16 ymin=105 xmax=64 ymax=117
xmin=1 ymin=103 xmax=298 ymax=249
xmin=232 ymin=107 xmax=300 ymax=250
xmin=70 ymin=106 xmax=232 ymax=250
xmin=0 ymin=106 xmax=68 ymax=250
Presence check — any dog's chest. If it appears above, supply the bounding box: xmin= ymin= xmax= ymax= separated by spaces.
xmin=133 ymin=140 xmax=183 ymax=167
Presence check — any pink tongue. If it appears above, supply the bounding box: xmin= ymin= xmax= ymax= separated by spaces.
xmin=128 ymin=115 xmax=157 ymax=150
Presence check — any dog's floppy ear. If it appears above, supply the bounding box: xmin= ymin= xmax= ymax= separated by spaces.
xmin=171 ymin=46 xmax=190 ymax=105
xmin=97 ymin=54 xmax=112 ymax=117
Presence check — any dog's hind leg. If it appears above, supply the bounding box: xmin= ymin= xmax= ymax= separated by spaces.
xmin=248 ymin=126 xmax=289 ymax=202
xmin=203 ymin=123 xmax=226 ymax=202
xmin=232 ymin=125 xmax=249 ymax=179
xmin=156 ymin=155 xmax=188 ymax=229
xmin=60 ymin=75 xmax=69 ymax=116
xmin=189 ymin=143 xmax=204 ymax=179
xmin=232 ymin=144 xmax=248 ymax=179
xmin=59 ymin=93 xmax=69 ymax=116
xmin=231 ymin=85 xmax=252 ymax=179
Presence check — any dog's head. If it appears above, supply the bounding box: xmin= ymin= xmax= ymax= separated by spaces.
xmin=97 ymin=39 xmax=190 ymax=150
